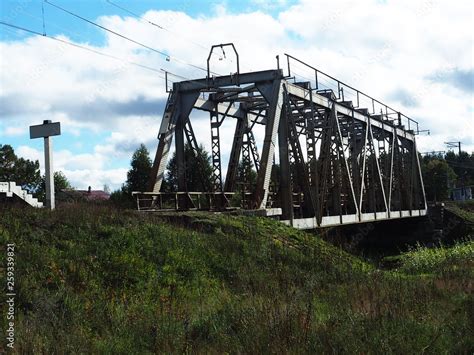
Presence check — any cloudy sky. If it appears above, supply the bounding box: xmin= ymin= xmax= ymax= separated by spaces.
xmin=1 ymin=0 xmax=473 ymax=191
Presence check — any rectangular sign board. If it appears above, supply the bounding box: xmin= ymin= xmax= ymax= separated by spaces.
xmin=30 ymin=122 xmax=61 ymax=139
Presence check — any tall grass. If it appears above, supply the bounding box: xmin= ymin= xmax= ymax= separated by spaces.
xmin=0 ymin=204 xmax=472 ymax=353
xmin=398 ymin=239 xmax=473 ymax=275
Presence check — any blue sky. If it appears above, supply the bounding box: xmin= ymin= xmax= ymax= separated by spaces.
xmin=1 ymin=0 xmax=296 ymax=44
xmin=1 ymin=0 xmax=472 ymax=190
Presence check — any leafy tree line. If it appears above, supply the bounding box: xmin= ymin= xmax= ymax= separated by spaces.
xmin=111 ymin=143 xmax=218 ymax=206
xmin=112 ymin=143 xmax=257 ymax=206
xmin=444 ymin=151 xmax=474 ymax=186
xmin=0 ymin=144 xmax=72 ymax=199
xmin=421 ymin=151 xmax=474 ymax=201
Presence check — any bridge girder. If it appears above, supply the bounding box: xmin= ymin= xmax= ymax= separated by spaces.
xmin=144 ymin=69 xmax=427 ymax=228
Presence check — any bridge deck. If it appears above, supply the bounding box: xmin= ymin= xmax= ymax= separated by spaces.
xmin=282 ymin=209 xmax=427 ymax=229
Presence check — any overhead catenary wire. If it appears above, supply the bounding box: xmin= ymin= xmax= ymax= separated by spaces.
xmin=14 ymin=7 xmax=177 ymax=81
xmin=0 ymin=21 xmax=223 ymax=93
xmin=44 ymin=0 xmax=220 ymax=75
xmin=105 ymin=0 xmax=211 ymax=53
xmin=41 ymin=0 xmax=46 ymax=35
xmin=19 ymin=6 xmax=103 ymax=44
xmin=0 ymin=21 xmax=167 ymax=78
xmin=104 ymin=0 xmax=255 ymax=73
xmin=161 ymin=69 xmax=190 ymax=81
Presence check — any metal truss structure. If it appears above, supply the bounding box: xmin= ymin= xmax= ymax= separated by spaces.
xmin=140 ymin=48 xmax=427 ymax=229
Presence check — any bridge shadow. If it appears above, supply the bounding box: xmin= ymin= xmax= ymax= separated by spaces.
xmin=315 ymin=211 xmax=470 ymax=264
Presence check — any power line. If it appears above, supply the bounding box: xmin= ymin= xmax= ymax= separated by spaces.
xmin=44 ymin=0 xmax=217 ymax=75
xmin=41 ymin=0 xmax=46 ymax=36
xmin=0 ymin=21 xmax=166 ymax=78
xmin=104 ymin=0 xmax=253 ymax=75
xmin=104 ymin=0 xmax=253 ymax=74
xmin=19 ymin=6 xmax=100 ymax=43
xmin=45 ymin=0 xmax=169 ymax=56
xmin=105 ymin=0 xmax=210 ymax=53
xmin=161 ymin=69 xmax=189 ymax=81
xmin=0 ymin=21 xmax=221 ymax=94
xmin=17 ymin=6 xmax=169 ymax=78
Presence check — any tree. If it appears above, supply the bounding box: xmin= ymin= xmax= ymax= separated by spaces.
xmin=445 ymin=150 xmax=474 ymax=187
xmin=165 ymin=143 xmax=213 ymax=192
xmin=0 ymin=144 xmax=41 ymax=192
xmin=110 ymin=186 xmax=135 ymax=208
xmin=36 ymin=171 xmax=72 ymax=200
xmin=421 ymin=158 xmax=456 ymax=201
xmin=236 ymin=159 xmax=257 ymax=193
xmin=110 ymin=144 xmax=152 ymax=208
xmin=125 ymin=144 xmax=152 ymax=193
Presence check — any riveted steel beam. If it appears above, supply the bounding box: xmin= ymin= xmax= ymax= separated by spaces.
xmin=253 ymin=79 xmax=284 ymax=209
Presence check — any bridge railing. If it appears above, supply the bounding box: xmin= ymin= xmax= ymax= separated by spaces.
xmin=284 ymin=53 xmax=420 ymax=133
xmin=132 ymin=191 xmax=242 ymax=211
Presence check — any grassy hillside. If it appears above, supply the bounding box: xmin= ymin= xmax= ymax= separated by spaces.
xmin=445 ymin=200 xmax=474 ymax=225
xmin=0 ymin=204 xmax=472 ymax=353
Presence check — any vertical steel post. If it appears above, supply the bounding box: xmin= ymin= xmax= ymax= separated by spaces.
xmin=253 ymin=80 xmax=283 ymax=209
xmin=278 ymin=102 xmax=293 ymax=222
xmin=241 ymin=133 xmax=252 ymax=206
xmin=44 ymin=136 xmax=55 ymax=210
xmin=210 ymin=106 xmax=223 ymax=191
xmin=286 ymin=55 xmax=291 ymax=77
xmin=224 ymin=114 xmax=246 ymax=192
xmin=175 ymin=112 xmax=186 ymax=208
xmin=247 ymin=130 xmax=260 ymax=173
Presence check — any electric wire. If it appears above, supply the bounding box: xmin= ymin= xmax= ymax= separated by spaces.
xmin=106 ymin=0 xmax=246 ymax=71
xmin=1 ymin=20 xmax=226 ymax=93
xmin=41 ymin=0 xmax=46 ymax=35
xmin=0 ymin=21 xmax=220 ymax=108
xmin=19 ymin=6 xmax=102 ymax=43
xmin=44 ymin=0 xmax=219 ymax=75
xmin=1 ymin=19 xmax=220 ymax=91
xmin=0 ymin=21 xmax=166 ymax=78
xmin=105 ymin=0 xmax=211 ymax=53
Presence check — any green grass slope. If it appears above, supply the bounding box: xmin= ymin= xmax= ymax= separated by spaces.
xmin=445 ymin=201 xmax=474 ymax=225
xmin=0 ymin=205 xmax=472 ymax=353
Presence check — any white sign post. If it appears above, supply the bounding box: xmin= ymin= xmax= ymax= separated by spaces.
xmin=30 ymin=120 xmax=61 ymax=210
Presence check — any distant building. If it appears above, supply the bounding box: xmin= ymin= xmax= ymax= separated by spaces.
xmin=58 ymin=186 xmax=110 ymax=202
xmin=451 ymin=186 xmax=472 ymax=201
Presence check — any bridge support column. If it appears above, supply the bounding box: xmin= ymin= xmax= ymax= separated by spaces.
xmin=149 ymin=91 xmax=199 ymax=194
xmin=278 ymin=102 xmax=293 ymax=222
xmin=253 ymin=79 xmax=283 ymax=209
xmin=210 ymin=103 xmax=223 ymax=191
xmin=224 ymin=113 xmax=246 ymax=192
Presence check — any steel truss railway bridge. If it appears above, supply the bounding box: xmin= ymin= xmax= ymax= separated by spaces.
xmin=136 ymin=47 xmax=427 ymax=229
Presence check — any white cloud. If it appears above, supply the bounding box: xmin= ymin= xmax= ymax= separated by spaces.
xmin=15 ymin=145 xmax=126 ymax=190
xmin=2 ymin=0 xmax=473 ymax=191
xmin=16 ymin=145 xmax=42 ymax=162
xmin=62 ymin=168 xmax=128 ymax=191
xmin=4 ymin=126 xmax=27 ymax=136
